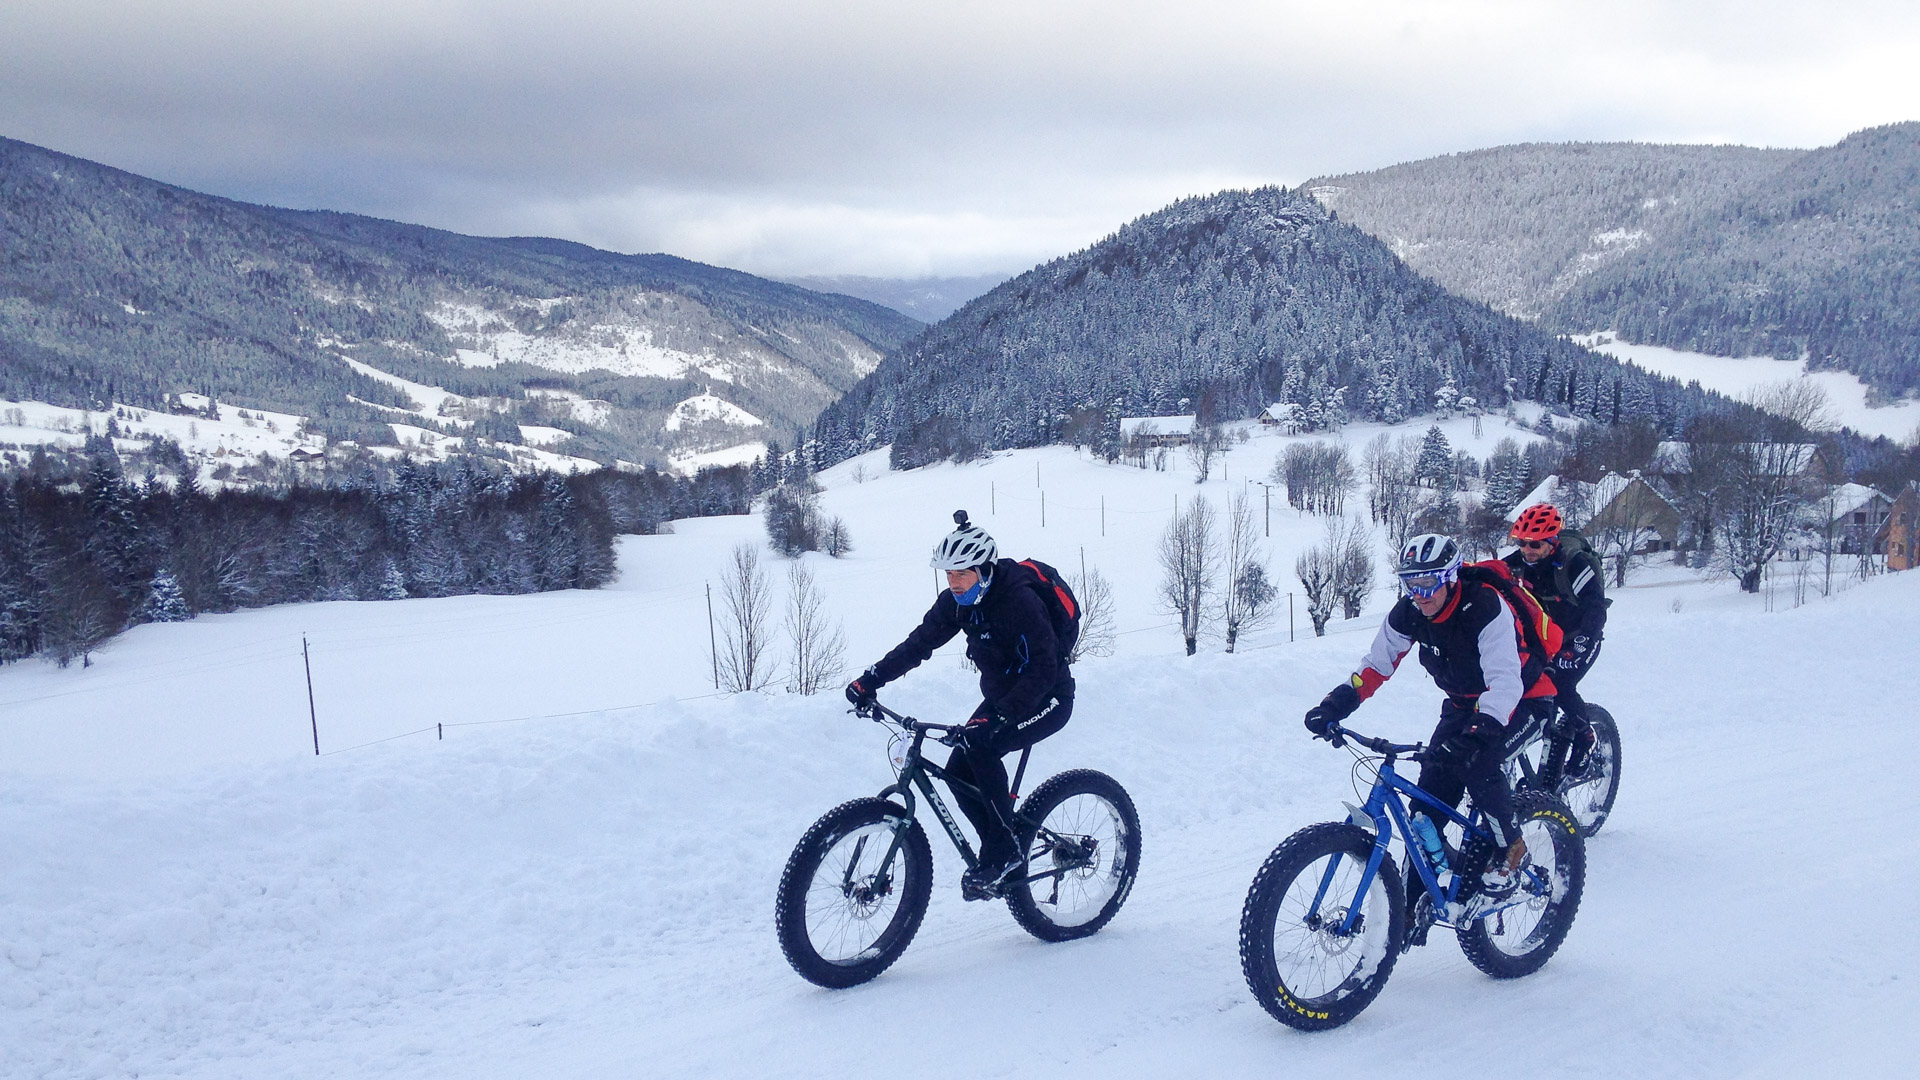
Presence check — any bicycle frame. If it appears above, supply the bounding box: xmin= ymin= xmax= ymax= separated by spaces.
xmin=1314 ymin=723 xmax=1544 ymax=935
xmin=860 ymin=701 xmax=1073 ymax=895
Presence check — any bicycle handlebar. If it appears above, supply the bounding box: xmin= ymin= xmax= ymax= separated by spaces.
xmin=856 ymin=699 xmax=968 ymax=740
xmin=1323 ymin=721 xmax=1426 ymax=759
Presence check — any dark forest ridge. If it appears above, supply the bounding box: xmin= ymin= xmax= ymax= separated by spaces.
xmin=815 ymin=186 xmax=1723 ymax=469
xmin=1311 ymin=123 xmax=1920 ymax=396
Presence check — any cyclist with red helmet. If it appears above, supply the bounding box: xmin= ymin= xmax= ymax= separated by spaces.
xmin=1503 ymin=502 xmax=1608 ymax=778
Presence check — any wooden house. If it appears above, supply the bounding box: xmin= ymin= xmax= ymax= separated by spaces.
xmin=1881 ymin=483 xmax=1920 ymax=572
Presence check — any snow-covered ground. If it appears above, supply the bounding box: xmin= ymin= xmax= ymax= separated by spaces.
xmin=1578 ymin=332 xmax=1920 ymax=442
xmin=3 ymin=429 xmax=1915 ymax=1079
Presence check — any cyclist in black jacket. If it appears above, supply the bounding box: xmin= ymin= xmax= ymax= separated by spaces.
xmin=1503 ymin=502 xmax=1606 ymax=776
xmin=846 ymin=512 xmax=1074 ymax=899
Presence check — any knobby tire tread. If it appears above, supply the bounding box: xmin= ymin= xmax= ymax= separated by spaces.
xmin=1457 ymin=792 xmax=1585 ymax=979
xmin=775 ymin=797 xmax=932 ymax=989
xmin=1239 ymin=822 xmax=1406 ymax=1031
xmin=1005 ymin=769 xmax=1142 ymax=942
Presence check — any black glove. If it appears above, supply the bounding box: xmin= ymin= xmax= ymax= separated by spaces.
xmin=1430 ymin=712 xmax=1501 ymax=769
xmin=1554 ymin=635 xmax=1592 ymax=671
xmin=845 ymin=676 xmax=877 ymax=709
xmin=1304 ymin=682 xmax=1361 ymax=738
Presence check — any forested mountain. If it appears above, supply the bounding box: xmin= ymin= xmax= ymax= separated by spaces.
xmin=1310 ymin=142 xmax=1804 ymax=320
xmin=779 ymin=273 xmax=1010 ymax=322
xmin=1311 ymin=124 xmax=1920 ymax=396
xmin=0 ymin=137 xmax=923 ymax=466
xmin=812 ymin=187 xmax=1717 ymax=466
xmin=1547 ymin=124 xmax=1920 ymax=395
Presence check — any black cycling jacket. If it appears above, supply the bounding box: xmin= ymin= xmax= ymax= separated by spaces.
xmin=1503 ymin=542 xmax=1608 ymax=641
xmin=866 ymin=559 xmax=1071 ymax=720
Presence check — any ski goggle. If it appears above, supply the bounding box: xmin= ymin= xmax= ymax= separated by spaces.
xmin=1397 ymin=572 xmax=1451 ymax=599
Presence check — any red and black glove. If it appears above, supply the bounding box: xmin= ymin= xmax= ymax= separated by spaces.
xmin=1304 ymin=682 xmax=1361 ymax=738
xmin=844 ymin=676 xmax=877 ymax=709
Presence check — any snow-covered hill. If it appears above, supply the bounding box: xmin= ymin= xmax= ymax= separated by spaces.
xmin=3 ymin=427 xmax=1914 ymax=1079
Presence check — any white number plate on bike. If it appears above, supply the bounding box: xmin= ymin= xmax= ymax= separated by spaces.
xmin=888 ymin=734 xmax=910 ymax=771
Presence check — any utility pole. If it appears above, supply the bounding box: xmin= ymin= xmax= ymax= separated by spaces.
xmin=705 ymin=583 xmax=719 ymax=689
xmin=1253 ymin=482 xmax=1275 ymax=537
xmin=302 ymin=634 xmax=319 ymax=755
xmin=1041 ymin=490 xmax=1045 ymax=527
xmin=1100 ymin=495 xmax=1105 ymax=537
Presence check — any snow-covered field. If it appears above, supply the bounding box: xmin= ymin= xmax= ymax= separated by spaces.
xmin=1578 ymin=332 xmax=1920 ymax=442
xmin=3 ymin=427 xmax=1916 ymax=1079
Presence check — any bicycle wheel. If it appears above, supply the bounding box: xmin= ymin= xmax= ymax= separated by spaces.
xmin=1239 ymin=823 xmax=1405 ymax=1031
xmin=1558 ymin=705 xmax=1622 ymax=836
xmin=775 ymin=798 xmax=932 ymax=989
xmin=1457 ymin=792 xmax=1584 ymax=979
xmin=1006 ymin=769 xmax=1141 ymax=942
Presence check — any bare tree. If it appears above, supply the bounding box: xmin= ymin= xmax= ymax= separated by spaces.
xmin=783 ymin=560 xmax=847 ymax=695
xmin=1186 ymin=422 xmax=1229 ymax=483
xmin=1219 ymin=489 xmax=1277 ymax=652
xmin=1332 ymin=516 xmax=1375 ymax=621
xmin=1275 ymin=442 xmax=1356 ymax=516
xmin=1363 ymin=432 xmax=1396 ymax=521
xmin=1714 ymin=439 xmax=1817 ymax=592
xmin=1694 ymin=386 xmax=1829 ymax=594
xmin=1157 ymin=494 xmax=1217 ymax=655
xmin=822 ymin=516 xmax=854 ymax=558
xmin=1294 ymin=524 xmax=1340 ymax=637
xmin=1069 ymin=564 xmax=1117 ymax=662
xmin=718 ymin=543 xmax=777 ymax=691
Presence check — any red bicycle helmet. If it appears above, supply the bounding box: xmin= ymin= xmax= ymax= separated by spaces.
xmin=1510 ymin=503 xmax=1564 ymax=542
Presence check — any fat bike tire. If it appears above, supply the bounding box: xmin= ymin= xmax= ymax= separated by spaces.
xmin=1457 ymin=792 xmax=1585 ymax=979
xmin=775 ymin=798 xmax=932 ymax=989
xmin=1006 ymin=769 xmax=1141 ymax=942
xmin=1239 ymin=822 xmax=1406 ymax=1031
xmin=1559 ymin=706 xmax=1622 ymax=837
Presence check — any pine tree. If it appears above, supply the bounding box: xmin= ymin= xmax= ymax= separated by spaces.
xmin=380 ymin=558 xmax=408 ymax=600
xmin=1415 ymin=425 xmax=1454 ymax=487
xmin=141 ymin=569 xmax=191 ymax=622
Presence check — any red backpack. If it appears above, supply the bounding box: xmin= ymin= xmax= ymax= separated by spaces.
xmin=1459 ymin=560 xmax=1563 ymax=696
xmin=1016 ymin=559 xmax=1081 ymax=661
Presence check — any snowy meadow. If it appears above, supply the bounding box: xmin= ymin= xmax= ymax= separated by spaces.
xmin=3 ymin=422 xmax=1916 ymax=1079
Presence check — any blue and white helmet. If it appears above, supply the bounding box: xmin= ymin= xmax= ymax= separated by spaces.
xmin=930 ymin=510 xmax=998 ymax=572
xmin=1396 ymin=533 xmax=1462 ymax=598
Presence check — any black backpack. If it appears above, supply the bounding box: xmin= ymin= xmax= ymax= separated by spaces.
xmin=1016 ymin=558 xmax=1081 ymax=662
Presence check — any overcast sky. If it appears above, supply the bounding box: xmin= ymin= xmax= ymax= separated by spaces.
xmin=5 ymin=1 xmax=1918 ymax=279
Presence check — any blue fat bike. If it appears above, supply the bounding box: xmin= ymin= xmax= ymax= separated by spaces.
xmin=775 ymin=699 xmax=1141 ymax=989
xmin=1239 ymin=721 xmax=1586 ymax=1031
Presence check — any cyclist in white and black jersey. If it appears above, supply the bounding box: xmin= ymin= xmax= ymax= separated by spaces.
xmin=1303 ymin=534 xmax=1560 ymax=891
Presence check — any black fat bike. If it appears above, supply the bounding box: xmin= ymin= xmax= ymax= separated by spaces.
xmin=1504 ymin=702 xmax=1623 ymax=837
xmin=775 ymin=699 xmax=1142 ymax=989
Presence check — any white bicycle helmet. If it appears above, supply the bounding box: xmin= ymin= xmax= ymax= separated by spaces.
xmin=930 ymin=510 xmax=998 ymax=571
xmin=1396 ymin=533 xmax=1462 ymax=598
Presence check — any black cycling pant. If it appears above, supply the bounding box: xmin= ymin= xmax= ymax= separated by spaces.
xmin=946 ymin=693 xmax=1073 ymax=862
xmin=1553 ymin=637 xmax=1602 ymax=761
xmin=1414 ymin=698 xmax=1554 ymax=851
